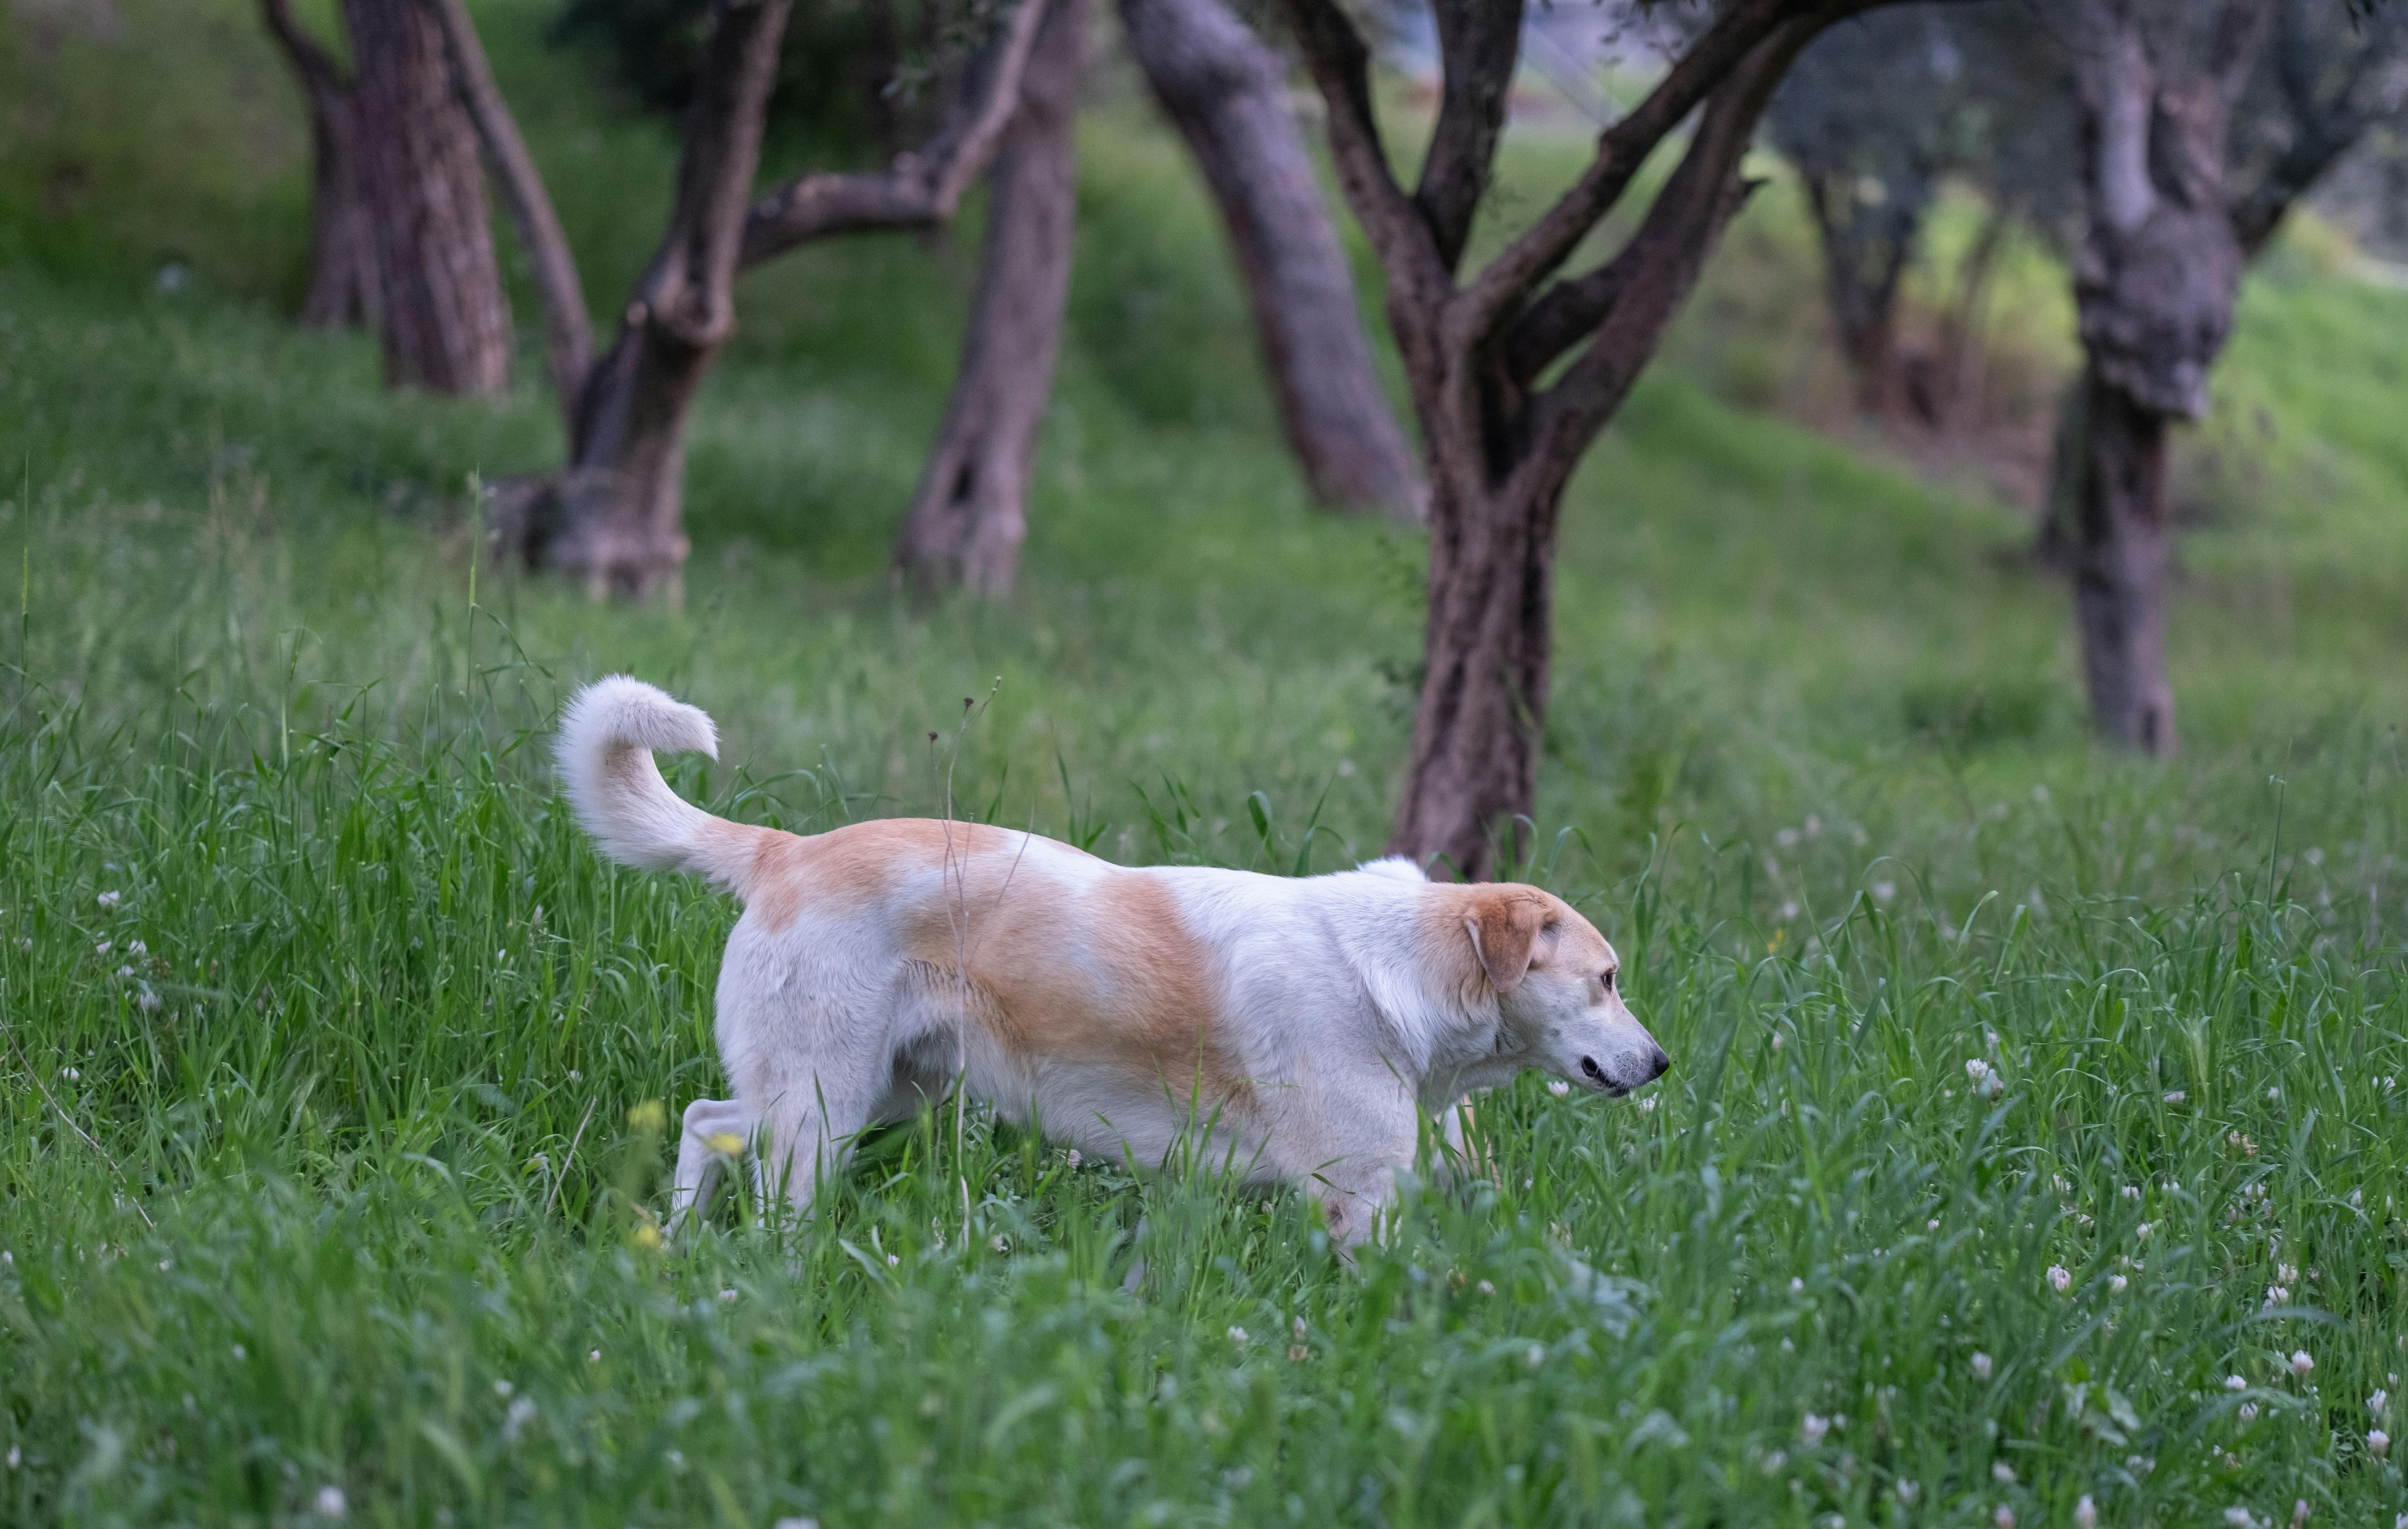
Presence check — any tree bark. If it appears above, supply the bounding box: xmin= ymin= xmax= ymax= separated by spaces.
xmin=1118 ymin=0 xmax=1422 ymax=518
xmin=424 ymin=0 xmax=593 ymax=408
xmin=534 ymin=0 xmax=794 ymax=599
xmin=2067 ymin=363 xmax=2175 ymax=755
xmin=893 ymin=0 xmax=1089 ymax=595
xmin=340 ymin=0 xmax=512 ymax=393
xmin=1387 ymin=470 xmax=1561 ymax=879
xmin=261 ymin=0 xmax=375 ymax=328
xmin=2058 ymin=0 xmax=2272 ymax=754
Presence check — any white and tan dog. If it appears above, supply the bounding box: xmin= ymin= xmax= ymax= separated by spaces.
xmin=558 ymin=677 xmax=1668 ymax=1245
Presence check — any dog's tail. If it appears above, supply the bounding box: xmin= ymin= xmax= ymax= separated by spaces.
xmin=555 ymin=676 xmax=756 ymax=893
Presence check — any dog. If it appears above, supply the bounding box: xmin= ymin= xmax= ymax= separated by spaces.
xmin=557 ymin=676 xmax=1669 ymax=1246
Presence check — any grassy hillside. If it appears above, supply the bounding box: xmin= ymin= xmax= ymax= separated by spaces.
xmin=3 ymin=2 xmax=2406 ymax=1525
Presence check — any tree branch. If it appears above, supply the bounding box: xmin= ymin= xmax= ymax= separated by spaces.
xmin=423 ymin=0 xmax=594 ymax=408
xmin=1522 ymin=20 xmax=1814 ymax=490
xmin=1450 ymin=0 xmax=1864 ymax=354
xmin=1415 ymin=0 xmax=1526 ymax=273
xmin=260 ymin=0 xmax=346 ymax=95
xmin=1276 ymin=0 xmax=1450 ymax=313
xmin=736 ymin=0 xmax=1045 ymax=269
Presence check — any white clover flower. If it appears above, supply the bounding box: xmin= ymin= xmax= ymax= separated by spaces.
xmin=1227 ymin=1326 xmax=1248 ymax=1345
xmin=1476 ymin=1280 xmax=1495 ymax=1296
xmin=1790 ymin=1277 xmax=1805 ymax=1294
xmin=97 ymin=891 xmax=120 ymax=909
xmin=1993 ymin=1507 xmax=2016 ymax=1529
xmin=2121 ymin=1185 xmax=2141 ymax=1201
xmin=1547 ymin=1080 xmax=1571 ymax=1098
xmin=1971 ymin=1352 xmax=1993 ymax=1380
xmin=2368 ymin=1428 xmax=2388 ymax=1459
xmin=502 ymin=1396 xmax=537 ymax=1444
xmin=2291 ymin=1501 xmax=2308 ymax=1528
xmin=1800 ymin=1413 xmax=1829 ymax=1447
xmin=2291 ymin=1350 xmax=2315 ymax=1378
xmin=1896 ymin=1480 xmax=1919 ymax=1505
xmin=2239 ymin=1403 xmax=2259 ymax=1423
xmin=718 ymin=1288 xmax=738 ymax=1303
xmin=2048 ymin=1265 xmax=2071 ymax=1294
xmin=2266 ymin=1287 xmax=2290 ymax=1307
xmin=989 ymin=1235 xmax=1009 ymax=1253
xmin=1871 ymin=882 xmax=1896 ymax=905
xmin=1927 ymin=1218 xmax=1940 ymax=1231
xmin=313 ymin=1485 xmax=347 ymax=1519
xmin=2074 ymin=1495 xmax=2098 ymax=1529
xmin=1064 ymin=1150 xmax=1082 ymax=1167
xmin=1293 ymin=1316 xmax=1308 ymax=1339
xmin=1991 ymin=1461 xmax=2016 ymax=1484
xmin=2278 ymin=1263 xmax=2299 ymax=1284
xmin=1525 ymin=1344 xmax=1545 ymax=1369
xmin=2110 ymin=1274 xmax=2129 ymax=1293
xmin=2224 ymin=1510 xmax=2255 ymax=1529
xmin=2227 ymin=1376 xmax=2248 ymax=1391
xmin=2369 ymin=1389 xmax=2388 ymax=1414
xmin=2163 ymin=1091 xmax=2186 ymax=1104
xmin=773 ymin=1519 xmax=820 ymax=1529
xmin=1638 ymin=1096 xmax=1658 ymax=1113
xmin=588 ymin=1349 xmax=601 ymax=1363
xmin=1761 ymin=1449 xmax=1786 ymax=1475
xmin=886 ymin=1254 xmax=899 ymax=1267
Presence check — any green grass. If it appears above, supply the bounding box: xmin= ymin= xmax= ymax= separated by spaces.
xmin=5 ymin=3 xmax=2408 ymax=1525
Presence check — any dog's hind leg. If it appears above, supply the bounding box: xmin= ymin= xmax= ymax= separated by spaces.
xmin=746 ymin=1042 xmax=888 ymax=1225
xmin=669 ymin=1097 xmax=754 ymax=1236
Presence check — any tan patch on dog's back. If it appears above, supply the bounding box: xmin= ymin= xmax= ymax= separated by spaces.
xmin=905 ymin=863 xmax=1247 ymax=1109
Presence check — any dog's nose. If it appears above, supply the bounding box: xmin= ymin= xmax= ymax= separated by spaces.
xmin=1645 ymin=1045 xmax=1670 ymax=1081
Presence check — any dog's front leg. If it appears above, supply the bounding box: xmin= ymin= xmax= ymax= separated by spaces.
xmin=670 ymin=1097 xmax=754 ymax=1236
xmin=1283 ymin=1081 xmax=1420 ymax=1255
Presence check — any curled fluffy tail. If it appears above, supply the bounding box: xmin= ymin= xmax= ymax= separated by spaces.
xmin=555 ymin=677 xmax=753 ymax=890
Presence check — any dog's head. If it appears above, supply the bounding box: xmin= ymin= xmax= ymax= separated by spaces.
xmin=1455 ymin=885 xmax=1668 ymax=1096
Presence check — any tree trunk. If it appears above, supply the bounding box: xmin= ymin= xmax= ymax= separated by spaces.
xmin=341 ymin=0 xmax=512 ymax=394
xmin=521 ymin=0 xmax=794 ymax=600
xmin=892 ymin=0 xmax=1088 ymax=595
xmin=2055 ymin=0 xmax=2270 ymax=752
xmin=2068 ymin=364 xmax=2175 ymax=755
xmin=260 ymin=0 xmax=374 ymax=328
xmin=1801 ymin=167 xmax=1916 ymax=416
xmin=1118 ymin=0 xmax=1423 ymax=518
xmin=1386 ymin=461 xmax=1559 ymax=880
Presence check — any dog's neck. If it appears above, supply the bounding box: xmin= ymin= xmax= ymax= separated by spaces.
xmin=1338 ymin=885 xmax=1529 ymax=1109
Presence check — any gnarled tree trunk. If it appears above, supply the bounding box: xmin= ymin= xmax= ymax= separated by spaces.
xmin=2067 ymin=364 xmax=2175 ymax=753
xmin=1119 ymin=0 xmax=1422 ymax=518
xmin=261 ymin=0 xmax=374 ymax=328
xmin=893 ymin=0 xmax=1089 ymax=595
xmin=542 ymin=0 xmax=794 ymax=599
xmin=340 ymin=0 xmax=512 ymax=393
xmin=2061 ymin=0 xmax=2268 ymax=755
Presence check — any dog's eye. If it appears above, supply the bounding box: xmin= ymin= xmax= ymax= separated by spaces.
xmin=1600 ymin=970 xmax=1616 ymax=993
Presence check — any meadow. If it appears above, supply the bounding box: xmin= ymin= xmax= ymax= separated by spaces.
xmin=3 ymin=3 xmax=2407 ymax=1525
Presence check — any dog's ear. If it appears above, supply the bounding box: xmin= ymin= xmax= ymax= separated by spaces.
xmin=1462 ymin=888 xmax=1553 ymax=994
